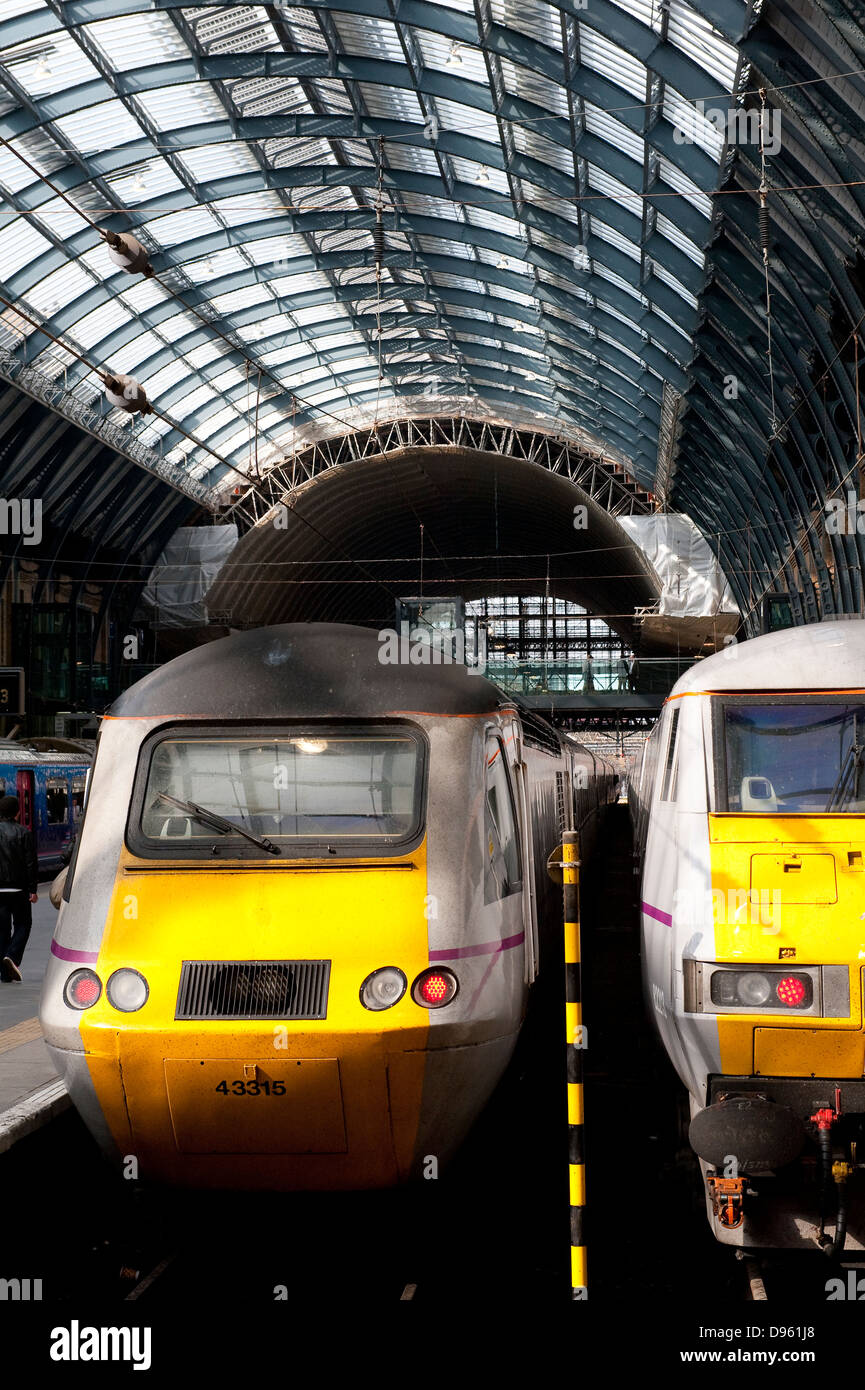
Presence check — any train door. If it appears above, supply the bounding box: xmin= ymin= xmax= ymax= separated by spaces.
xmin=71 ymin=775 xmax=86 ymax=826
xmin=15 ymin=769 xmax=34 ymax=831
xmin=510 ymin=730 xmax=540 ymax=984
xmin=44 ymin=774 xmax=70 ymax=859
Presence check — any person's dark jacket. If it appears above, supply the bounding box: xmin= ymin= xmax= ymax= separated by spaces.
xmin=0 ymin=819 xmax=38 ymax=894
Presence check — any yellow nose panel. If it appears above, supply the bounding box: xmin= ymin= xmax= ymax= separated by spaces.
xmin=164 ymin=1058 xmax=347 ymax=1154
xmin=750 ymin=852 xmax=837 ymax=905
xmin=709 ymin=815 xmax=865 ymax=1079
xmin=80 ymin=846 xmax=431 ymax=1188
xmin=709 ymin=816 xmax=865 ymax=963
xmin=754 ymin=1028 xmax=865 ymax=1079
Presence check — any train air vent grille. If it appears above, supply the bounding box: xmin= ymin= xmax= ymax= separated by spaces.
xmin=175 ymin=960 xmax=330 ymax=1020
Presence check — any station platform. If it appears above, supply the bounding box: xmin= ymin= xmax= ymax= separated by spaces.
xmin=0 ymin=883 xmax=70 ymax=1151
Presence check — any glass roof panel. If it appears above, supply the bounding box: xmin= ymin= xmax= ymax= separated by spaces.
xmin=2 ymin=29 xmax=100 ymax=97
xmin=52 ymin=100 xmax=145 ymax=156
xmin=0 ymin=218 xmax=52 ymax=278
xmin=655 ymin=211 xmax=705 ymax=266
xmin=666 ymin=0 xmax=740 ymax=88
xmin=579 ymin=28 xmax=649 ymax=101
xmin=662 ymin=87 xmax=726 ymax=161
xmin=136 ymin=82 xmax=229 ymax=130
xmin=180 ymin=143 xmax=262 ymax=181
xmin=583 ymin=104 xmax=645 ymax=165
xmin=490 ymin=0 xmax=561 ymax=48
xmin=86 ymin=13 xmax=191 ymax=69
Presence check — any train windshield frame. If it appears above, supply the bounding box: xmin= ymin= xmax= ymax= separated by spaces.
xmin=713 ymin=695 xmax=865 ymax=814
xmin=128 ymin=722 xmax=429 ymax=860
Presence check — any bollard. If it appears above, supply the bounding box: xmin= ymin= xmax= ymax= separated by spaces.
xmin=563 ymin=829 xmax=587 ymax=1299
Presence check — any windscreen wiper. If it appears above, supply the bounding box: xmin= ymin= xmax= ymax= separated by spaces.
xmin=156 ymin=792 xmax=280 ymax=855
xmin=825 ymin=713 xmax=863 ymax=812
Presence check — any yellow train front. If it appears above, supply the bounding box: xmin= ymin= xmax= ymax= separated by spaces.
xmin=633 ymin=619 xmax=865 ymax=1251
xmin=40 ymin=623 xmax=580 ymax=1190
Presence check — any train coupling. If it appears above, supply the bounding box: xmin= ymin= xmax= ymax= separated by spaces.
xmin=707 ymin=1174 xmax=745 ymax=1229
xmin=810 ymin=1106 xmax=837 ymax=1132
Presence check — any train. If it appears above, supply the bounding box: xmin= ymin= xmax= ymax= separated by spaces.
xmin=0 ymin=741 xmax=90 ymax=872
xmin=632 ymin=618 xmax=865 ymax=1252
xmin=40 ymin=623 xmax=616 ymax=1191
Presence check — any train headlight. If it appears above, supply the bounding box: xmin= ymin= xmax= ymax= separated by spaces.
xmin=412 ymin=967 xmax=458 ymax=1009
xmin=63 ymin=968 xmax=102 ymax=1010
xmin=106 ymin=968 xmax=149 ymax=1012
xmin=736 ymin=972 xmax=772 ymax=1008
xmin=360 ymin=966 xmax=407 ymax=1011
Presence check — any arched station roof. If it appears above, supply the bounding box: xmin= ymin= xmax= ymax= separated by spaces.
xmin=206 ymin=442 xmax=660 ymax=637
xmin=1 ymin=0 xmax=864 ymax=635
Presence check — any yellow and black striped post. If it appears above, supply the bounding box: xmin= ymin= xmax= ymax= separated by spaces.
xmin=563 ymin=829 xmax=587 ymax=1298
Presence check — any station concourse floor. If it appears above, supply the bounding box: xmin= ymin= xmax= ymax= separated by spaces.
xmin=0 ymin=884 xmax=63 ymax=1126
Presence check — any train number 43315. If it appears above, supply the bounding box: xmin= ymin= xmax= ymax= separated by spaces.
xmin=215 ymin=1079 xmax=286 ymax=1096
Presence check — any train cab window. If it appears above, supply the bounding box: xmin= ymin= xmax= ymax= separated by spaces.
xmin=45 ymin=778 xmax=69 ymax=824
xmin=131 ymin=725 xmax=427 ymax=859
xmin=720 ymin=698 xmax=865 ymax=813
xmin=62 ymin=762 xmax=95 ymax=903
xmin=660 ymin=707 xmax=680 ymax=802
xmin=484 ymin=736 xmax=522 ymax=901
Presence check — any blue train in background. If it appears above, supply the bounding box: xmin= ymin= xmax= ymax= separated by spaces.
xmin=0 ymin=740 xmax=92 ymax=873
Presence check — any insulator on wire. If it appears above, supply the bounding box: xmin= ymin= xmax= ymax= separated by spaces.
xmin=101 ymin=372 xmax=152 ymax=415
xmin=373 ymin=212 xmax=385 ymax=273
xmin=758 ymin=194 xmax=770 ymax=258
xmin=100 ymin=230 xmax=153 ymax=277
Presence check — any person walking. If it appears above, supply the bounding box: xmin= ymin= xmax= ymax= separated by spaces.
xmin=0 ymin=794 xmax=38 ymax=982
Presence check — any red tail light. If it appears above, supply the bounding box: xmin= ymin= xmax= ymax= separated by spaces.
xmin=776 ymin=975 xmax=807 ymax=1007
xmin=412 ymin=967 xmax=458 ymax=1009
xmin=63 ymin=968 xmax=102 ymax=1010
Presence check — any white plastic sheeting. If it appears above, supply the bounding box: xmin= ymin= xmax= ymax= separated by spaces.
xmin=140 ymin=524 xmax=238 ymax=627
xmin=617 ymin=513 xmax=738 ymax=617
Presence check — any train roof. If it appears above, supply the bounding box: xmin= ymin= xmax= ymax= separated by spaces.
xmin=0 ymin=744 xmax=89 ymax=766
xmin=670 ymin=619 xmax=865 ymax=697
xmin=109 ymin=623 xmax=508 ymax=720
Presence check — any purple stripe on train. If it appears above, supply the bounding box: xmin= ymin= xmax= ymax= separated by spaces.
xmin=641 ymin=901 xmax=673 ymax=927
xmin=50 ymin=940 xmax=99 ymax=964
xmin=429 ymin=931 xmax=524 ymax=961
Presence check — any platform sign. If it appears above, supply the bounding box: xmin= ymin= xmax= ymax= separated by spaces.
xmin=0 ymin=668 xmax=25 ymax=716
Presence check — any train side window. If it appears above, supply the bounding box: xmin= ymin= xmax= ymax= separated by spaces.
xmin=46 ymin=778 xmax=69 ymax=824
xmin=71 ymin=777 xmax=86 ymax=822
xmin=484 ymin=736 xmax=522 ymax=901
xmin=660 ymin=707 xmax=680 ymax=802
xmin=63 ymin=757 xmax=96 ymax=903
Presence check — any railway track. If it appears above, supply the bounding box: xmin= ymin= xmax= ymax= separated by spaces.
xmin=737 ymin=1246 xmax=865 ymax=1301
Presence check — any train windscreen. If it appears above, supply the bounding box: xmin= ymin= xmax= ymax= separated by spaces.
xmin=719 ymin=698 xmax=865 ymax=813
xmin=133 ymin=726 xmax=426 ymax=855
